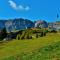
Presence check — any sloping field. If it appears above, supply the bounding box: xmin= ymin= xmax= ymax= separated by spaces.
xmin=0 ymin=33 xmax=60 ymax=60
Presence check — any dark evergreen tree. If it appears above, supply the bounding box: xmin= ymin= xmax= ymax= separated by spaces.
xmin=0 ymin=27 xmax=7 ymax=40
xmin=2 ymin=27 xmax=7 ymax=39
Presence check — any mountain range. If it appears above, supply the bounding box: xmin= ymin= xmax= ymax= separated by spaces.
xmin=0 ymin=18 xmax=60 ymax=32
xmin=0 ymin=18 xmax=34 ymax=32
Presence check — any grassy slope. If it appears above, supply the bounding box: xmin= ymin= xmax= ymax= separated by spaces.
xmin=0 ymin=33 xmax=60 ymax=60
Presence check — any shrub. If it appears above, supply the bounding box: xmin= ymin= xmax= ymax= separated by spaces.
xmin=32 ymin=30 xmax=37 ymax=34
xmin=25 ymin=30 xmax=32 ymax=39
xmin=44 ymin=32 xmax=46 ymax=36
xmin=44 ymin=30 xmax=49 ymax=33
xmin=20 ymin=31 xmax=26 ymax=39
xmin=40 ymin=32 xmax=44 ymax=37
xmin=50 ymin=30 xmax=57 ymax=33
xmin=16 ymin=34 xmax=20 ymax=40
xmin=29 ymin=36 xmax=32 ymax=39
xmin=36 ymin=33 xmax=38 ymax=38
xmin=25 ymin=32 xmax=30 ymax=39
xmin=0 ymin=27 xmax=7 ymax=40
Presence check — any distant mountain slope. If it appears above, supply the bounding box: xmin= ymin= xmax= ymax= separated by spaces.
xmin=0 ymin=18 xmax=34 ymax=32
xmin=35 ymin=20 xmax=48 ymax=28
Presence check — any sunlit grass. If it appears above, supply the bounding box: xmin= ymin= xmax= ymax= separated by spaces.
xmin=0 ymin=33 xmax=60 ymax=60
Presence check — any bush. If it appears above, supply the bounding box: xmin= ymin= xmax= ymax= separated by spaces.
xmin=50 ymin=30 xmax=57 ymax=33
xmin=29 ymin=36 xmax=32 ymax=39
xmin=16 ymin=34 xmax=20 ymax=40
xmin=25 ymin=30 xmax=32 ymax=39
xmin=36 ymin=33 xmax=38 ymax=38
xmin=20 ymin=31 xmax=26 ymax=39
xmin=44 ymin=30 xmax=49 ymax=33
xmin=18 ymin=30 xmax=23 ymax=35
xmin=32 ymin=30 xmax=37 ymax=34
xmin=39 ymin=31 xmax=46 ymax=37
xmin=25 ymin=32 xmax=30 ymax=39
xmin=40 ymin=32 xmax=44 ymax=37
xmin=43 ymin=32 xmax=46 ymax=36
xmin=0 ymin=27 xmax=7 ymax=40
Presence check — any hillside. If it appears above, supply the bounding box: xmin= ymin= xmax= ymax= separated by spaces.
xmin=0 ymin=33 xmax=60 ymax=60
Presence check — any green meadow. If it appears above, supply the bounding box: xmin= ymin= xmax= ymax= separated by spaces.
xmin=0 ymin=33 xmax=60 ymax=60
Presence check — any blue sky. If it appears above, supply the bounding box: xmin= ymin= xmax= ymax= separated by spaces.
xmin=0 ymin=0 xmax=60 ymax=22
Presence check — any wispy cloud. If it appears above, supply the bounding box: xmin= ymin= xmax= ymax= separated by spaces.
xmin=18 ymin=5 xmax=24 ymax=10
xmin=8 ymin=0 xmax=30 ymax=11
xmin=25 ymin=6 xmax=30 ymax=11
xmin=8 ymin=0 xmax=17 ymax=9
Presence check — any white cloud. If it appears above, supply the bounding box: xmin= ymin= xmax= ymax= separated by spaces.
xmin=18 ymin=5 xmax=24 ymax=10
xmin=8 ymin=0 xmax=17 ymax=9
xmin=25 ymin=6 xmax=30 ymax=11
xmin=8 ymin=0 xmax=30 ymax=11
